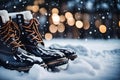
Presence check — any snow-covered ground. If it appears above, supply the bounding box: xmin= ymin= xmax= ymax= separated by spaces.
xmin=0 ymin=39 xmax=120 ymax=80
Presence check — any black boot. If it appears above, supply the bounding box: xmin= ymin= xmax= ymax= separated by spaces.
xmin=16 ymin=13 xmax=77 ymax=61
xmin=0 ymin=16 xmax=34 ymax=72
xmin=16 ymin=14 xmax=68 ymax=68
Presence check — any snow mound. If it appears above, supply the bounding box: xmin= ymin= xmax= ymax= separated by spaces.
xmin=0 ymin=39 xmax=120 ymax=80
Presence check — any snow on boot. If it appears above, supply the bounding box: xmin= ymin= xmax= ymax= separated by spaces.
xmin=49 ymin=44 xmax=77 ymax=61
xmin=11 ymin=12 xmax=69 ymax=69
xmin=0 ymin=10 xmax=35 ymax=72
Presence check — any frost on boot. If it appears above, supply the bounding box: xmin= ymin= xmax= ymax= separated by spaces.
xmin=15 ymin=13 xmax=68 ymax=68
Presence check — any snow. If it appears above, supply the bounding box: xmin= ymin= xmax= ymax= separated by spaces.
xmin=0 ymin=39 xmax=120 ymax=80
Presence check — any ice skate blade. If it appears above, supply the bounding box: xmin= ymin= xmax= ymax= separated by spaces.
xmin=46 ymin=57 xmax=68 ymax=68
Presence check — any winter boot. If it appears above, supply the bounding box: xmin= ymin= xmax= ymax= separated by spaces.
xmin=0 ymin=10 xmax=35 ymax=72
xmin=15 ymin=11 xmax=77 ymax=61
xmin=9 ymin=11 xmax=69 ymax=69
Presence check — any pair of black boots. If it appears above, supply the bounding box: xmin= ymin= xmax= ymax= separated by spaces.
xmin=0 ymin=10 xmax=77 ymax=72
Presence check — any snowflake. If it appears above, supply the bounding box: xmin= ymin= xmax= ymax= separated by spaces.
xmin=102 ymin=16 xmax=105 ymax=19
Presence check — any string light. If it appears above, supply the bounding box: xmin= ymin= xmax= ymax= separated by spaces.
xmin=99 ymin=25 xmax=107 ymax=33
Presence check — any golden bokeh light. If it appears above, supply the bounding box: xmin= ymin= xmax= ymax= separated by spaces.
xmin=65 ymin=12 xmax=73 ymax=19
xmin=45 ymin=33 xmax=53 ymax=40
xmin=99 ymin=25 xmax=107 ymax=33
xmin=49 ymin=24 xmax=58 ymax=33
xmin=26 ymin=5 xmax=32 ymax=10
xmin=118 ymin=21 xmax=120 ymax=27
xmin=83 ymin=13 xmax=90 ymax=21
xmin=37 ymin=0 xmax=45 ymax=4
xmin=60 ymin=15 xmax=66 ymax=22
xmin=39 ymin=7 xmax=47 ymax=15
xmin=58 ymin=23 xmax=65 ymax=33
xmin=31 ymin=5 xmax=39 ymax=13
xmin=52 ymin=13 xmax=60 ymax=25
xmin=75 ymin=20 xmax=83 ymax=28
xmin=52 ymin=8 xmax=59 ymax=14
xmin=34 ymin=0 xmax=39 ymax=5
xmin=95 ymin=20 xmax=101 ymax=28
xmin=67 ymin=18 xmax=75 ymax=26
xmin=75 ymin=12 xmax=82 ymax=20
xmin=83 ymin=21 xmax=90 ymax=30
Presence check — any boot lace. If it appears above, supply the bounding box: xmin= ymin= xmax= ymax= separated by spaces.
xmin=0 ymin=20 xmax=24 ymax=50
xmin=23 ymin=18 xmax=43 ymax=45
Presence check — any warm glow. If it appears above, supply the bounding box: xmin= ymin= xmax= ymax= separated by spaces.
xmin=67 ymin=18 xmax=75 ymax=26
xmin=32 ymin=5 xmax=39 ymax=13
xmin=58 ymin=23 xmax=65 ymax=33
xmin=26 ymin=5 xmax=32 ymax=10
xmin=118 ymin=21 xmax=120 ymax=27
xmin=37 ymin=0 xmax=45 ymax=4
xmin=95 ymin=20 xmax=101 ymax=28
xmin=39 ymin=7 xmax=47 ymax=15
xmin=52 ymin=8 xmax=59 ymax=14
xmin=75 ymin=12 xmax=82 ymax=20
xmin=83 ymin=21 xmax=90 ymax=30
xmin=49 ymin=24 xmax=58 ymax=33
xmin=65 ymin=12 xmax=73 ymax=19
xmin=75 ymin=21 xmax=83 ymax=28
xmin=83 ymin=13 xmax=90 ymax=21
xmin=99 ymin=25 xmax=107 ymax=33
xmin=45 ymin=33 xmax=53 ymax=40
xmin=52 ymin=13 xmax=60 ymax=25
xmin=60 ymin=15 xmax=66 ymax=22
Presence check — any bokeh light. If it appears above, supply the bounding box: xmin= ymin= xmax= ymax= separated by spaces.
xmin=65 ymin=12 xmax=73 ymax=19
xmin=95 ymin=20 xmax=102 ymax=28
xmin=75 ymin=20 xmax=83 ymax=28
xmin=45 ymin=33 xmax=53 ymax=40
xmin=49 ymin=24 xmax=58 ymax=33
xmin=60 ymin=15 xmax=66 ymax=22
xmin=75 ymin=12 xmax=82 ymax=20
xmin=39 ymin=7 xmax=47 ymax=15
xmin=52 ymin=8 xmax=59 ymax=14
xmin=67 ymin=18 xmax=75 ymax=26
xmin=83 ymin=21 xmax=90 ymax=30
xmin=58 ymin=23 xmax=65 ymax=33
xmin=31 ymin=5 xmax=39 ymax=13
xmin=99 ymin=25 xmax=107 ymax=33
xmin=118 ymin=21 xmax=120 ymax=27
xmin=52 ymin=13 xmax=60 ymax=25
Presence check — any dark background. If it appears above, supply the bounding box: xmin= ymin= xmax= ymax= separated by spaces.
xmin=0 ymin=0 xmax=120 ymax=39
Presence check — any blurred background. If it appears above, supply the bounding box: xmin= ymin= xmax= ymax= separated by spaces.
xmin=0 ymin=0 xmax=120 ymax=40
